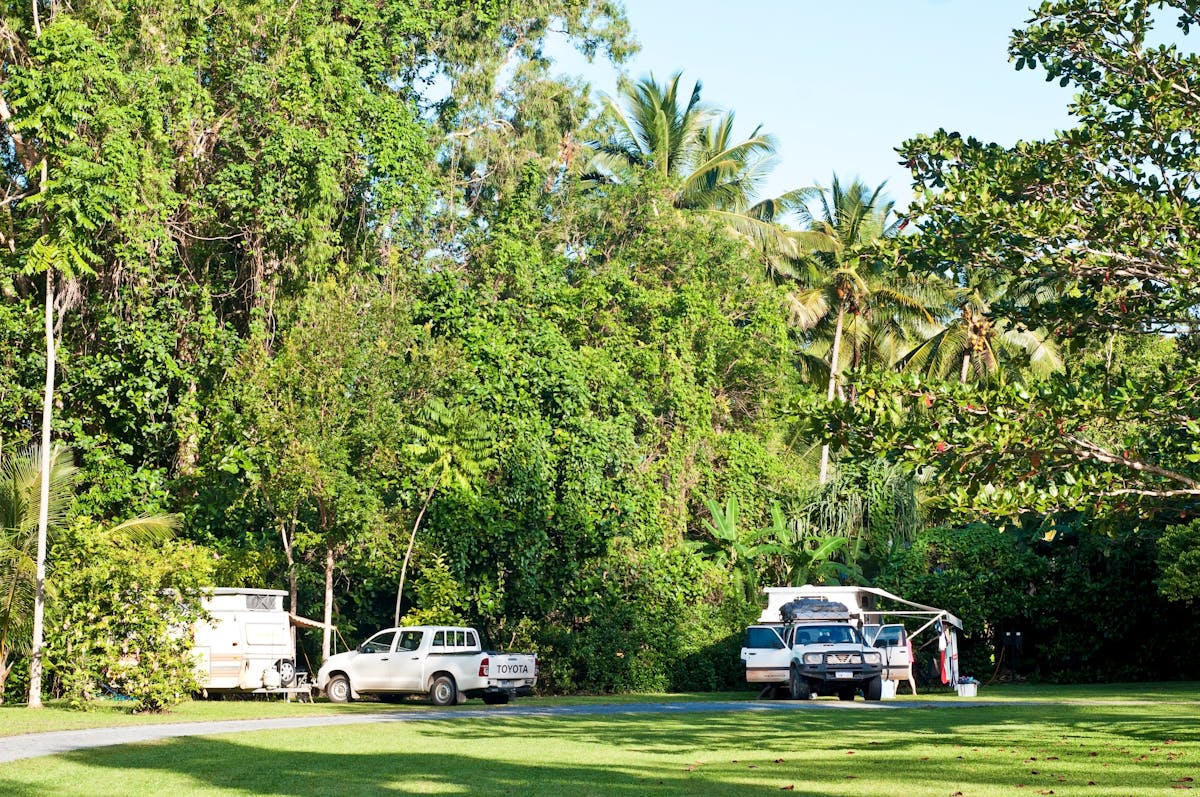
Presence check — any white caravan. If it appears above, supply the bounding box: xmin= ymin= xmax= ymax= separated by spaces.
xmin=192 ymin=588 xmax=299 ymax=692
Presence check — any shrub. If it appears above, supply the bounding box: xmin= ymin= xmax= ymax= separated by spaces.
xmin=46 ymin=519 xmax=214 ymax=711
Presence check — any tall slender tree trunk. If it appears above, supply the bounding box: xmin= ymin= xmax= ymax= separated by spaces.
xmin=321 ymin=546 xmax=334 ymax=662
xmin=960 ymin=352 xmax=972 ymax=383
xmin=281 ymin=514 xmax=298 ymax=666
xmin=819 ymin=305 xmax=846 ymax=485
xmin=28 ymin=269 xmax=54 ymax=709
xmin=395 ymin=482 xmax=438 ymax=626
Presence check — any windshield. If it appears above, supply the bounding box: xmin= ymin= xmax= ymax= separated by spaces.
xmin=792 ymin=625 xmax=860 ymax=646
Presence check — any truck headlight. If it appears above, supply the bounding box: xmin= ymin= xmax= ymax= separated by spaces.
xmin=802 ymin=653 xmax=823 ymax=665
xmin=864 ymin=652 xmax=882 ymax=665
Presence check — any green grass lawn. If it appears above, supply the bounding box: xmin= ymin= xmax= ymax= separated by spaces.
xmin=1 ymin=685 xmax=1197 ymax=796
xmin=0 ymin=690 xmax=758 ymax=737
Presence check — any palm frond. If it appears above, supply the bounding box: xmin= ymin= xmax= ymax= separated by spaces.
xmin=107 ymin=515 xmax=182 ymax=547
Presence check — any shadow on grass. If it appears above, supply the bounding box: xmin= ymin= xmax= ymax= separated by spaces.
xmin=416 ymin=703 xmax=1200 ymax=753
xmin=0 ymin=735 xmax=783 ymax=797
xmin=0 ymin=703 xmax=1196 ymax=796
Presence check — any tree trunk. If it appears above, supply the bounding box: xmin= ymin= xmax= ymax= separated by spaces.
xmin=28 ymin=268 xmax=55 ymax=709
xmin=281 ymin=514 xmax=298 ymax=665
xmin=819 ymin=306 xmax=846 ymax=485
xmin=321 ymin=546 xmax=334 ymax=662
xmin=394 ymin=482 xmax=438 ymax=626
xmin=960 ymin=352 xmax=971 ymax=383
xmin=0 ymin=651 xmax=11 ymax=704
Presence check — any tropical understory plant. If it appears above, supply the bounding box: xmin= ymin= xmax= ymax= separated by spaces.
xmin=0 ymin=445 xmax=77 ymax=703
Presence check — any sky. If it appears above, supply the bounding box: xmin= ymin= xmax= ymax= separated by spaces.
xmin=549 ymin=1 xmax=1079 ymax=210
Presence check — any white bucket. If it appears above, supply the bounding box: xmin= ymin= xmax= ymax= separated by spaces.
xmin=956 ymin=682 xmax=978 ymax=697
xmin=881 ymin=679 xmax=898 ymax=700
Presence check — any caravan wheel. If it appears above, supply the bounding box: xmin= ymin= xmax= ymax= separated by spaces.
xmin=277 ymin=660 xmax=297 ymax=687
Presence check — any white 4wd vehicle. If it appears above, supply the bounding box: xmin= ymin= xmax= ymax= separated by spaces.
xmin=785 ymin=620 xmax=885 ymax=701
xmin=317 ymin=626 xmax=537 ymax=706
xmin=742 ymin=599 xmax=890 ymax=701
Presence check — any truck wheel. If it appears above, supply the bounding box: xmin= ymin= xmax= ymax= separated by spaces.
xmin=864 ymin=676 xmax=883 ymax=702
xmin=789 ymin=667 xmax=812 ymax=700
xmin=482 ymin=692 xmax=510 ymax=705
xmin=326 ymin=674 xmax=351 ymax=703
xmin=277 ymin=659 xmax=297 ymax=687
xmin=430 ymin=674 xmax=458 ymax=707
xmin=837 ymin=686 xmax=856 ymax=701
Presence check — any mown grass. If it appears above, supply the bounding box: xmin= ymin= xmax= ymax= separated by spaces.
xmin=2 ymin=682 xmax=1198 ymax=739
xmin=0 ymin=685 xmax=1197 ymax=796
xmin=0 ymin=696 xmax=1196 ymax=796
xmin=0 ymin=691 xmax=757 ymax=737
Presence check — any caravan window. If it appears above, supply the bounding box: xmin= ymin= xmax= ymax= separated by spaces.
xmin=246 ymin=594 xmax=278 ymax=611
xmin=433 ymin=631 xmax=445 ymax=647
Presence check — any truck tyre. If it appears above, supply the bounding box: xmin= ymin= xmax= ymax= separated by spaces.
xmin=430 ymin=674 xmax=458 ymax=707
xmin=864 ymin=675 xmax=883 ymax=702
xmin=482 ymin=692 xmax=510 ymax=705
xmin=837 ymin=686 xmax=856 ymax=701
xmin=326 ymin=674 xmax=351 ymax=703
xmin=789 ymin=667 xmax=812 ymax=701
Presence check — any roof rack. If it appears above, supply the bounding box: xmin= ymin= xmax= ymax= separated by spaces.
xmin=779 ymin=598 xmax=850 ymax=623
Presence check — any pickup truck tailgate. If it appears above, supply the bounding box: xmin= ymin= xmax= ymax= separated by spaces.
xmin=481 ymin=652 xmax=537 ymax=687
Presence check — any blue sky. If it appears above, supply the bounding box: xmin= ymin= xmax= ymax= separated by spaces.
xmin=551 ymin=1 xmax=1078 ymax=209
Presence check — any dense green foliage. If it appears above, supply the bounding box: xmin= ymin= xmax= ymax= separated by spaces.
xmin=1 ymin=0 xmax=1198 ymax=705
xmin=46 ymin=519 xmax=212 ymax=711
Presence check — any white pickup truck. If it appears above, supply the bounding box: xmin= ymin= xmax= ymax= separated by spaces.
xmin=316 ymin=625 xmax=537 ymax=706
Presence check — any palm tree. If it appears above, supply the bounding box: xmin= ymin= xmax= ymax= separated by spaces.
xmin=0 ymin=445 xmax=180 ymax=704
xmin=585 ymin=72 xmax=803 ymax=258
xmin=757 ymin=502 xmax=849 ymax=587
xmin=688 ymin=495 xmax=779 ymax=601
xmin=899 ymin=283 xmax=1063 ymax=383
xmin=0 ymin=445 xmax=76 ymax=703
xmin=784 ymin=176 xmax=946 ymax=481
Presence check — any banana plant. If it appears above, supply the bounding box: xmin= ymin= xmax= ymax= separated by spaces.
xmin=688 ymin=495 xmax=779 ymax=601
xmin=759 ymin=502 xmax=851 ymax=586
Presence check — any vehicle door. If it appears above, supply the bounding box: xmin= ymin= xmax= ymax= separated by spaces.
xmin=741 ymin=625 xmax=792 ymax=681
xmin=386 ymin=630 xmax=427 ymax=691
xmin=867 ymin=624 xmax=909 ymax=681
xmin=352 ymin=630 xmax=397 ymax=690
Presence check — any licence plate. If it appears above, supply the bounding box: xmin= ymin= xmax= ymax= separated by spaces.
xmin=498 ymin=680 xmax=515 ymax=687
xmin=834 ymin=671 xmax=854 ymax=679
